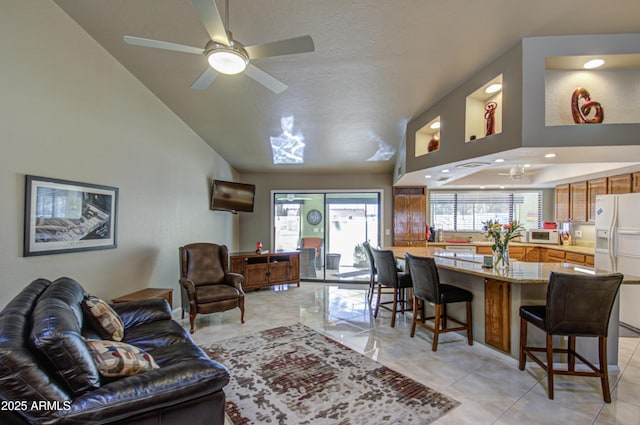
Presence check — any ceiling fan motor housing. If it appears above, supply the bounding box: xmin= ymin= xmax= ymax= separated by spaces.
xmin=510 ymin=167 xmax=524 ymax=180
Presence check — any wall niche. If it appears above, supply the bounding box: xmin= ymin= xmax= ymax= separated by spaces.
xmin=465 ymin=74 xmax=503 ymax=142
xmin=415 ymin=116 xmax=441 ymax=157
xmin=545 ymin=54 xmax=640 ymax=126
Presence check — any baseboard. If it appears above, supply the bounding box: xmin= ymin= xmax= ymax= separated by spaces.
xmin=620 ymin=322 xmax=640 ymax=335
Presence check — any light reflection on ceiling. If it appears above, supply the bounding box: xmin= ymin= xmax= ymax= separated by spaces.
xmin=270 ymin=116 xmax=305 ymax=164
xmin=367 ymin=131 xmax=395 ymax=161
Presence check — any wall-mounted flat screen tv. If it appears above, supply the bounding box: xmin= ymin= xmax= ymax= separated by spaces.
xmin=211 ymin=180 xmax=255 ymax=213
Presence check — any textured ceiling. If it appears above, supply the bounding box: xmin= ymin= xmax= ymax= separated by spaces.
xmin=53 ymin=0 xmax=640 ymax=177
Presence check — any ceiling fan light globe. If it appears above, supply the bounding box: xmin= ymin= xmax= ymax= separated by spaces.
xmin=208 ymin=49 xmax=249 ymax=74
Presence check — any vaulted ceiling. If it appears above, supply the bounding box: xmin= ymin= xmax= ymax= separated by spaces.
xmin=53 ymin=0 xmax=640 ymax=180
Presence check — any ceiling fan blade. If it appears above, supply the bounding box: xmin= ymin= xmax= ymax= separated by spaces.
xmin=245 ymin=35 xmax=315 ymax=60
xmin=191 ymin=0 xmax=230 ymax=46
xmin=191 ymin=67 xmax=218 ymax=90
xmin=244 ymin=64 xmax=288 ymax=94
xmin=124 ymin=36 xmax=204 ymax=55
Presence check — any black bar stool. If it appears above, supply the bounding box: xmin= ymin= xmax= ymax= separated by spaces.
xmin=362 ymin=241 xmax=377 ymax=305
xmin=405 ymin=253 xmax=473 ymax=351
xmin=370 ymin=247 xmax=412 ymax=328
xmin=518 ymin=271 xmax=624 ymax=403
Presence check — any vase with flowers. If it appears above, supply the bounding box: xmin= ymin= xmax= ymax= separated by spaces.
xmin=483 ymin=220 xmax=524 ymax=270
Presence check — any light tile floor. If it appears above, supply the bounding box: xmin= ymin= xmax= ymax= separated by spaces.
xmin=184 ymin=282 xmax=640 ymax=425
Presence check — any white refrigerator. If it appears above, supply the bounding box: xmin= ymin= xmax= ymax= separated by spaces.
xmin=595 ymin=193 xmax=640 ymax=330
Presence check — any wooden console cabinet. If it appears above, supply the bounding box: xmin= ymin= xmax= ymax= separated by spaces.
xmin=229 ymin=251 xmax=300 ymax=291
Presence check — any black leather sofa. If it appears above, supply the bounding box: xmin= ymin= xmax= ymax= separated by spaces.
xmin=0 ymin=277 xmax=229 ymax=425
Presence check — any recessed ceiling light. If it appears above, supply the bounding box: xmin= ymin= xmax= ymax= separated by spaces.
xmin=583 ymin=59 xmax=605 ymax=69
xmin=523 ymin=164 xmax=531 ymax=168
xmin=494 ymin=158 xmax=504 ymax=163
xmin=545 ymin=153 xmax=556 ymax=158
xmin=499 ymin=185 xmax=506 ymax=189
xmin=430 ymin=122 xmax=441 ymax=130
xmin=442 ymin=169 xmax=450 ymax=173
xmin=424 ymin=175 xmax=432 ymax=179
xmin=485 ymin=83 xmax=502 ymax=94
xmin=479 ymin=186 xmax=486 ymax=189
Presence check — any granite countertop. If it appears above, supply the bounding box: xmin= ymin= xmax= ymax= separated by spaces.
xmin=427 ymin=241 xmax=595 ymax=255
xmin=389 ymin=247 xmax=640 ymax=285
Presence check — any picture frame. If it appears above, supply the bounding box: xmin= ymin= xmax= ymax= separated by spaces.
xmin=24 ymin=175 xmax=119 ymax=257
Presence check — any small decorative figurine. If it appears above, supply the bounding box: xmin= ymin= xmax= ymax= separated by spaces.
xmin=255 ymin=241 xmax=262 ymax=254
xmin=571 ymin=87 xmax=604 ymax=124
xmin=484 ymin=101 xmax=498 ymax=136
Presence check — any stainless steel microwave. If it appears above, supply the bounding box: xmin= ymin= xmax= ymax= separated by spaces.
xmin=527 ymin=229 xmax=559 ymax=244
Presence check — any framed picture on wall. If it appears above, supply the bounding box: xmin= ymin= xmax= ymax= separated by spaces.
xmin=23 ymin=175 xmax=119 ymax=257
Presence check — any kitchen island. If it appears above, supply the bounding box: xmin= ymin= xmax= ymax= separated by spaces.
xmin=388 ymin=246 xmax=640 ymax=367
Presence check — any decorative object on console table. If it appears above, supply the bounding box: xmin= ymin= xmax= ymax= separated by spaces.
xmin=255 ymin=241 xmax=262 ymax=253
xmin=483 ymin=220 xmax=524 ymax=270
xmin=23 ymin=175 xmax=118 ymax=257
xmin=571 ymin=87 xmax=604 ymax=124
xmin=484 ymin=101 xmax=498 ymax=136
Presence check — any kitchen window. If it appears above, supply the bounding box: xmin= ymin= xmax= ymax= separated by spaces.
xmin=430 ymin=191 xmax=542 ymax=231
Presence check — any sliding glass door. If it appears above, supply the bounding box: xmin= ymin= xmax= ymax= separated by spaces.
xmin=273 ymin=191 xmax=381 ymax=282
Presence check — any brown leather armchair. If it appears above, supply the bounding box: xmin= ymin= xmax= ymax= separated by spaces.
xmin=179 ymin=243 xmax=245 ymax=333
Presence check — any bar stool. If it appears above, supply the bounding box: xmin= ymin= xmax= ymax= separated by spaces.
xmin=362 ymin=241 xmax=377 ymax=305
xmin=518 ymin=271 xmax=624 ymax=403
xmin=404 ymin=253 xmax=473 ymax=351
xmin=370 ymin=247 xmax=412 ymax=328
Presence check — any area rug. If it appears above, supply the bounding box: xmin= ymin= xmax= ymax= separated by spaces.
xmin=203 ymin=323 xmax=459 ymax=425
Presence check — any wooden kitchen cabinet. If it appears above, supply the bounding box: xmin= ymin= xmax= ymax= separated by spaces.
xmin=565 ymin=252 xmax=586 ymax=265
xmin=476 ymin=246 xmax=493 ymax=255
xmin=524 ymin=247 xmax=539 ymax=262
xmin=542 ymin=248 xmax=565 ymax=263
xmin=570 ymin=181 xmax=588 ymax=223
xmin=633 ymin=172 xmax=640 ymax=193
xmin=393 ymin=186 xmax=427 ymax=247
xmin=588 ymin=177 xmax=608 ymax=222
xmin=608 ymin=173 xmax=632 ymax=194
xmin=508 ymin=246 xmax=526 ymax=261
xmin=555 ymin=184 xmax=570 ymax=222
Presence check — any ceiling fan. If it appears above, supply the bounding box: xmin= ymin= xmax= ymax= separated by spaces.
xmin=498 ymin=164 xmax=526 ymax=181
xmin=283 ymin=194 xmax=313 ymax=201
xmin=123 ymin=0 xmax=314 ymax=93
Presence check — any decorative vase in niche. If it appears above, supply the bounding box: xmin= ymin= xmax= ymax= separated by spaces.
xmin=493 ymin=244 xmax=510 ymax=270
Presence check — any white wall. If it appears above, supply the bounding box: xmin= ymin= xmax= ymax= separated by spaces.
xmin=0 ymin=0 xmax=239 ymax=307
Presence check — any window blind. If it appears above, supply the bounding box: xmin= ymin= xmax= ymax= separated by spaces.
xmin=429 ymin=191 xmax=542 ymax=231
